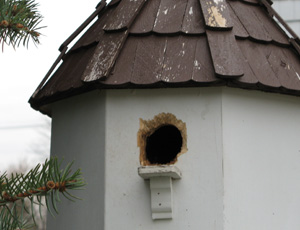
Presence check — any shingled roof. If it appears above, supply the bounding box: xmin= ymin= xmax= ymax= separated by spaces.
xmin=29 ymin=0 xmax=300 ymax=113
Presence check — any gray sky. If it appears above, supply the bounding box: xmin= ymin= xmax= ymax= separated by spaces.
xmin=0 ymin=0 xmax=99 ymax=172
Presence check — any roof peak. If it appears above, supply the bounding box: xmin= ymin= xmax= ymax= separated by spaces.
xmin=30 ymin=0 xmax=300 ymax=114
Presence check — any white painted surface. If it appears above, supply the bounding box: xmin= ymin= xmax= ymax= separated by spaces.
xmin=138 ymin=166 xmax=182 ymax=219
xmin=138 ymin=165 xmax=182 ymax=179
xmin=48 ymin=87 xmax=223 ymax=229
xmin=104 ymin=88 xmax=223 ymax=230
xmin=138 ymin=166 xmax=182 ymax=220
xmin=48 ymin=91 xmax=106 ymax=230
xmin=222 ymin=88 xmax=300 ymax=230
xmin=150 ymin=177 xmax=173 ymax=220
xmin=48 ymin=87 xmax=300 ymax=229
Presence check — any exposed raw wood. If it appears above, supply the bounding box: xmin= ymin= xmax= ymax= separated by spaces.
xmin=200 ymin=0 xmax=233 ymax=30
xmin=206 ymin=30 xmax=244 ymax=78
xmin=104 ymin=0 xmax=146 ymax=31
xmin=82 ymin=31 xmax=128 ymax=82
xmin=138 ymin=113 xmax=187 ymax=166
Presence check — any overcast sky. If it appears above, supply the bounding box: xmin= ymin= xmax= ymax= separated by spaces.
xmin=0 ymin=0 xmax=100 ymax=172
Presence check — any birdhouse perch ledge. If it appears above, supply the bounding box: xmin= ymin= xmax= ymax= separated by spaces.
xmin=138 ymin=165 xmax=182 ymax=220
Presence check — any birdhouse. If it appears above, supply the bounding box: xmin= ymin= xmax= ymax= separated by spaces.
xmin=29 ymin=0 xmax=300 ymax=229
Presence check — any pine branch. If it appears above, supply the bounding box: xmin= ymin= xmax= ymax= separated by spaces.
xmin=0 ymin=157 xmax=85 ymax=230
xmin=0 ymin=0 xmax=45 ymax=50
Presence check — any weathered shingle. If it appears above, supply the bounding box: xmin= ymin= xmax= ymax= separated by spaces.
xmin=182 ymin=0 xmax=205 ymax=34
xmin=200 ymin=0 xmax=233 ymax=30
xmin=103 ymin=0 xmax=146 ymax=31
xmin=82 ymin=30 xmax=128 ymax=82
xmin=29 ymin=0 xmax=300 ymax=113
xmin=206 ymin=30 xmax=244 ymax=78
xmin=130 ymin=0 xmax=161 ymax=34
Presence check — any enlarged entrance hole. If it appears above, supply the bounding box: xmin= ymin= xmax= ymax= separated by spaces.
xmin=138 ymin=113 xmax=187 ymax=166
xmin=146 ymin=125 xmax=182 ymax=164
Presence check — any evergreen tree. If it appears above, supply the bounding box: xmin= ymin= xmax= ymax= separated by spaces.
xmin=0 ymin=0 xmax=44 ymax=50
xmin=0 ymin=157 xmax=85 ymax=230
xmin=1 ymin=2 xmax=84 ymax=229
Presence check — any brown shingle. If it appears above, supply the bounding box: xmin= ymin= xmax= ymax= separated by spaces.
xmin=206 ymin=30 xmax=244 ymax=78
xmin=130 ymin=36 xmax=166 ymax=84
xmin=103 ymin=0 xmax=146 ymax=31
xmin=238 ymin=40 xmax=281 ymax=87
xmin=130 ymin=0 xmax=161 ymax=34
xmin=182 ymin=0 xmax=205 ymax=34
xmin=192 ymin=36 xmax=219 ymax=83
xmin=29 ymin=0 xmax=300 ymax=113
xmin=200 ymin=0 xmax=233 ymax=30
xmin=228 ymin=3 xmax=248 ymax=38
xmin=153 ymin=0 xmax=187 ymax=34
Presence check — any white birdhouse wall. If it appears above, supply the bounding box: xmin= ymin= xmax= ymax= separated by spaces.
xmin=48 ymin=87 xmax=300 ymax=230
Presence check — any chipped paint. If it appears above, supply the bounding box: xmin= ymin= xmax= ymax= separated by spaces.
xmin=104 ymin=0 xmax=146 ymax=31
xmin=83 ymin=31 xmax=128 ymax=82
xmin=194 ymin=60 xmax=201 ymax=70
xmin=163 ymin=9 xmax=168 ymax=15
xmin=214 ymin=0 xmax=224 ymax=4
xmin=189 ymin=6 xmax=193 ymax=15
xmin=164 ymin=77 xmax=170 ymax=82
xmin=153 ymin=0 xmax=161 ymax=28
xmin=207 ymin=5 xmax=227 ymax=27
xmin=296 ymin=72 xmax=300 ymax=81
xmin=179 ymin=50 xmax=185 ymax=56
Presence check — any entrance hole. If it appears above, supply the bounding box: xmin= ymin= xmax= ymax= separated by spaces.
xmin=146 ymin=125 xmax=183 ymax=164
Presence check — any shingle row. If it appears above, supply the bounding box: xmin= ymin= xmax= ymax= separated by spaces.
xmin=30 ymin=0 xmax=300 ymax=111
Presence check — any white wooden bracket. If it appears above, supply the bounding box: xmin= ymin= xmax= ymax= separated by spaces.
xmin=138 ymin=166 xmax=182 ymax=220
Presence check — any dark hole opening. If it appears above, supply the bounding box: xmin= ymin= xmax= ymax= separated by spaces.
xmin=146 ymin=125 xmax=182 ymax=164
